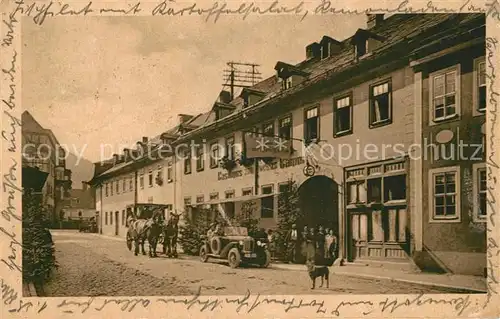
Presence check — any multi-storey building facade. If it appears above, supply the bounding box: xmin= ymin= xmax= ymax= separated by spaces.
xmin=89 ymin=14 xmax=485 ymax=275
xmin=22 ymin=111 xmax=72 ymax=224
xmin=61 ymin=182 xmax=96 ymax=220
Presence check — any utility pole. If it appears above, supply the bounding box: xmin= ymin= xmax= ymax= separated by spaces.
xmin=222 ymin=62 xmax=263 ymax=195
xmin=223 ymin=61 xmax=262 ymax=100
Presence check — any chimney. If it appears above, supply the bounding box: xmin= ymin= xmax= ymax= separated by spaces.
xmin=178 ymin=114 xmax=194 ymax=125
xmin=82 ymin=181 xmax=87 ymax=191
xmin=306 ymin=42 xmax=321 ymax=60
xmin=112 ymin=154 xmax=119 ymax=164
xmin=367 ymin=14 xmax=384 ymax=29
xmin=142 ymin=136 xmax=148 ymax=144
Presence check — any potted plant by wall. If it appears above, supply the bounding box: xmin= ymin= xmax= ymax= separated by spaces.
xmin=220 ymin=155 xmax=237 ymax=171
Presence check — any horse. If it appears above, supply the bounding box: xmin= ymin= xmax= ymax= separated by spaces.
xmin=128 ymin=211 xmax=163 ymax=257
xmin=162 ymin=212 xmax=180 ymax=258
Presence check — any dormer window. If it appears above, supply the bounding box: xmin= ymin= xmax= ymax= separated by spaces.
xmin=214 ymin=101 xmax=236 ymax=119
xmin=282 ymin=77 xmax=292 ymax=90
xmin=319 ymin=36 xmax=341 ymax=60
xmin=240 ymin=88 xmax=265 ymax=108
xmin=355 ymin=41 xmax=367 ymax=58
xmin=350 ymin=29 xmax=385 ymax=60
xmin=275 ymin=61 xmax=310 ymax=91
xmin=321 ymin=44 xmax=330 ymax=60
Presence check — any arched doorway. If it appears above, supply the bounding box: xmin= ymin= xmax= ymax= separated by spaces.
xmin=298 ymin=175 xmax=339 ymax=235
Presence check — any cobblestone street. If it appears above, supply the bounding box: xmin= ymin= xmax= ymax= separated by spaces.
xmin=43 ymin=231 xmax=469 ymax=296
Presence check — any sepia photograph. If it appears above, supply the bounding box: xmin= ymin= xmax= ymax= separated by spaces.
xmin=18 ymin=11 xmax=489 ymax=300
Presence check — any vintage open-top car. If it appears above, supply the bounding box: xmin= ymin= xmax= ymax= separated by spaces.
xmin=199 ymin=226 xmax=271 ymax=268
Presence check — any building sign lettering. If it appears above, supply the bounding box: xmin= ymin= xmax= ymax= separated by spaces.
xmin=217 ymin=156 xmax=305 ymax=181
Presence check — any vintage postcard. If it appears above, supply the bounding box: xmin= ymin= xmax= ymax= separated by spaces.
xmin=1 ymin=0 xmax=500 ymax=317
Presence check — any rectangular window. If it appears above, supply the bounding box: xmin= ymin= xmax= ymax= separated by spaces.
xmin=139 ymin=174 xmax=144 ymax=189
xmin=367 ymin=178 xmax=382 ymax=203
xmin=250 ymin=126 xmax=260 ymax=138
xmin=184 ymin=149 xmax=192 ymax=174
xmin=129 ymin=177 xmax=133 ymax=191
xmin=148 ymin=170 xmax=153 ymax=187
xmin=477 ymin=60 xmax=486 ymax=112
xmin=123 ymin=179 xmax=126 ymax=192
xmin=116 ymin=180 xmax=120 ymax=194
xmin=334 ymin=94 xmax=353 ymax=136
xmin=262 ymin=122 xmax=275 ymax=137
xmin=369 ymin=81 xmax=392 ymax=127
xmin=430 ymin=167 xmax=460 ymax=221
xmin=110 ymin=182 xmax=114 ymax=196
xmin=105 ymin=212 xmax=108 ymax=225
xmin=196 ymin=195 xmax=204 ymax=204
xmin=304 ymin=106 xmax=319 ymax=144
xmin=282 ymin=77 xmax=292 ymax=90
xmin=431 ymin=68 xmax=458 ymax=121
xmin=384 ymin=175 xmax=406 ymax=201
xmin=473 ymin=164 xmax=487 ymax=222
xmin=209 ymin=193 xmax=219 ymax=201
xmin=225 ymin=190 xmax=235 ymax=199
xmin=278 ymin=116 xmax=292 ymax=140
xmin=110 ymin=212 xmax=113 ymax=225
xmin=278 ymin=183 xmax=290 ymax=194
xmin=105 ymin=183 xmax=109 ymax=197
xmin=347 ymin=181 xmax=366 ymax=204
xmin=157 ymin=165 xmax=163 ymax=185
xmin=196 ymin=145 xmax=204 ymax=171
xmin=261 ymin=185 xmax=274 ymax=218
xmin=184 ymin=197 xmax=191 ymax=213
xmin=167 ymin=161 xmax=173 ymax=182
xmin=242 ymin=188 xmax=253 ymax=196
xmin=225 ymin=136 xmax=235 ymax=160
xmin=210 ymin=143 xmax=219 ymax=168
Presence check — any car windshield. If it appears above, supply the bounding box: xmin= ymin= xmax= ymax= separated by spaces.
xmin=224 ymin=226 xmax=248 ymax=236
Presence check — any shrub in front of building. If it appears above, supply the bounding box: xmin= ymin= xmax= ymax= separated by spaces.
xmin=178 ymin=209 xmax=214 ymax=255
xmin=22 ymin=189 xmax=58 ymax=294
xmin=276 ymin=179 xmax=302 ymax=260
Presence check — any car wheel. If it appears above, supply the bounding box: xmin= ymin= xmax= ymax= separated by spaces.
xmin=200 ymin=245 xmax=209 ymax=263
xmin=227 ymin=247 xmax=241 ymax=268
xmin=260 ymin=250 xmax=271 ymax=268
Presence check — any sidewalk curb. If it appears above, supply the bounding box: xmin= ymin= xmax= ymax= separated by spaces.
xmin=271 ymin=264 xmax=487 ymax=293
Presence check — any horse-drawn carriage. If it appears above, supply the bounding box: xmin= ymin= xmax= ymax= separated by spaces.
xmin=125 ymin=203 xmax=180 ymax=258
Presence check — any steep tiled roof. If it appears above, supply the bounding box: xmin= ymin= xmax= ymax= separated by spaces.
xmin=177 ymin=13 xmax=483 ymax=140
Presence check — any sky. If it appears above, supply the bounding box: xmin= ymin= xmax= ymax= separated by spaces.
xmin=22 ymin=15 xmax=366 ymax=184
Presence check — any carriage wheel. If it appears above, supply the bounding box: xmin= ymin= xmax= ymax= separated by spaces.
xmin=126 ymin=230 xmax=133 ymax=251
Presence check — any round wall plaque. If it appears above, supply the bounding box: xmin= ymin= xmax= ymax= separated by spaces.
xmin=435 ymin=129 xmax=454 ymax=144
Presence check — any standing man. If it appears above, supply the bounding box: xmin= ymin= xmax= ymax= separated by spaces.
xmin=284 ymin=224 xmax=299 ymax=263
